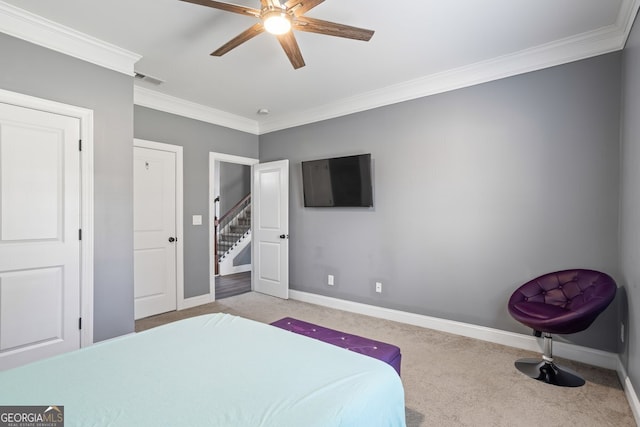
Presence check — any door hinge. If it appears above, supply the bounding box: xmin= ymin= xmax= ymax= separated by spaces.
xmin=79 ymin=229 xmax=82 ymax=240
xmin=79 ymin=139 xmax=82 ymax=151
xmin=79 ymin=317 xmax=82 ymax=330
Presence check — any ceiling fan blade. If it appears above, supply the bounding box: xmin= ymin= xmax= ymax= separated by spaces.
xmin=276 ymin=31 xmax=305 ymax=69
xmin=211 ymin=23 xmax=265 ymax=56
xmin=265 ymin=0 xmax=283 ymax=8
xmin=180 ymin=0 xmax=260 ymax=17
xmin=294 ymin=16 xmax=374 ymax=41
xmin=262 ymin=0 xmax=283 ymax=8
xmin=284 ymin=0 xmax=325 ymax=17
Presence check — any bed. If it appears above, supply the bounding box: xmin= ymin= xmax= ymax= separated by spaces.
xmin=0 ymin=313 xmax=406 ymax=427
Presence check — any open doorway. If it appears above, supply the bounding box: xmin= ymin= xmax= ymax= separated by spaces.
xmin=209 ymin=153 xmax=259 ymax=300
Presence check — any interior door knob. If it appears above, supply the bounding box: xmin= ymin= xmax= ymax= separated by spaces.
xmin=279 ymin=234 xmax=289 ymax=239
xmin=168 ymin=237 xmax=176 ymax=243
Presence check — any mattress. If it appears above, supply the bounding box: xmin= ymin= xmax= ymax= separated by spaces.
xmin=0 ymin=313 xmax=406 ymax=427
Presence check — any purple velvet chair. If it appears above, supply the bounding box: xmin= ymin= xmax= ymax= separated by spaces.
xmin=508 ymin=269 xmax=616 ymax=387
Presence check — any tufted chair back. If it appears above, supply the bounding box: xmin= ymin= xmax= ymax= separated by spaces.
xmin=508 ymin=269 xmax=616 ymax=335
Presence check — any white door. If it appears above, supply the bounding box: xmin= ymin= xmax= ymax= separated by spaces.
xmin=133 ymin=146 xmax=177 ymax=319
xmin=252 ymin=160 xmax=289 ymax=299
xmin=0 ymin=102 xmax=81 ymax=371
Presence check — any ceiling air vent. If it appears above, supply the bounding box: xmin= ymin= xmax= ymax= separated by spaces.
xmin=134 ymin=72 xmax=165 ymax=86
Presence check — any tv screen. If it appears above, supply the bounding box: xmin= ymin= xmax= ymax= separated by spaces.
xmin=302 ymin=154 xmax=373 ymax=207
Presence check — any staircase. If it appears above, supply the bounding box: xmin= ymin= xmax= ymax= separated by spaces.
xmin=217 ymin=207 xmax=250 ymax=259
xmin=216 ymin=194 xmax=251 ymax=275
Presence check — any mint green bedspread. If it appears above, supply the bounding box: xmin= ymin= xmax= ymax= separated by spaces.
xmin=0 ymin=313 xmax=406 ymax=426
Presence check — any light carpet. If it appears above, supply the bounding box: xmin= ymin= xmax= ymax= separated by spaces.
xmin=136 ymin=291 xmax=635 ymax=427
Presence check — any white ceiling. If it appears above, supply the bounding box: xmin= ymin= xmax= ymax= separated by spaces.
xmin=0 ymin=0 xmax=638 ymax=133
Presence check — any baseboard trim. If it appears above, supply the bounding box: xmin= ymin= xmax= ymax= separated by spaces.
xmin=219 ymin=263 xmax=251 ymax=276
xmin=288 ymin=290 xmax=618 ymax=370
xmin=626 ymin=376 xmax=640 ymax=425
xmin=616 ymin=357 xmax=640 ymax=426
xmin=618 ymin=360 xmax=640 ymax=426
xmin=178 ymin=293 xmax=212 ymax=310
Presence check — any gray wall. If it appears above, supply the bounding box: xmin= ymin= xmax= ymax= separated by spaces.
xmin=134 ymin=106 xmax=258 ymax=298
xmin=0 ymin=33 xmax=134 ymax=342
xmin=620 ymin=14 xmax=640 ymax=398
xmin=219 ymin=162 xmax=251 ymax=215
xmin=219 ymin=162 xmax=251 ymax=268
xmin=259 ymin=52 xmax=622 ymax=352
xmin=233 ymin=243 xmax=251 ymax=266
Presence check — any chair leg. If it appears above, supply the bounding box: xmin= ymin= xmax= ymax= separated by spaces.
xmin=514 ymin=333 xmax=585 ymax=387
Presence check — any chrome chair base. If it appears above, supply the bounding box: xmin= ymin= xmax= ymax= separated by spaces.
xmin=515 ymin=358 xmax=585 ymax=387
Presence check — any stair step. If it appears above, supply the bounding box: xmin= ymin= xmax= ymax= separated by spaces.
xmin=220 ymin=233 xmax=245 ymax=240
xmin=220 ymin=234 xmax=247 ymax=241
xmin=216 ymin=200 xmax=252 ymax=262
xmin=227 ymin=227 xmax=249 ymax=233
xmin=217 ymin=234 xmax=251 ymax=261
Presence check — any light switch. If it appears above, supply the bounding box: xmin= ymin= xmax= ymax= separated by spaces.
xmin=192 ymin=215 xmax=202 ymax=225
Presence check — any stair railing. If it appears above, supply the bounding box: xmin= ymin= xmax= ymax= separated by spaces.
xmin=218 ymin=193 xmax=251 ymax=235
xmin=216 ymin=193 xmax=251 ymax=267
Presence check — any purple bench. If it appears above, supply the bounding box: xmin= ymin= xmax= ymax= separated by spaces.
xmin=270 ymin=317 xmax=402 ymax=376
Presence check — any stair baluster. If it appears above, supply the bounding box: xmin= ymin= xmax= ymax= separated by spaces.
xmin=216 ymin=193 xmax=251 ymax=266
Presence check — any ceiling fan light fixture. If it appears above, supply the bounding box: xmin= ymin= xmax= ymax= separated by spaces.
xmin=263 ymin=10 xmax=291 ymax=35
xmin=183 ymin=0 xmax=375 ymax=69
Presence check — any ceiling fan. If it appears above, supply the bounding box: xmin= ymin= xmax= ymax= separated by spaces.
xmin=179 ymin=0 xmax=375 ymax=69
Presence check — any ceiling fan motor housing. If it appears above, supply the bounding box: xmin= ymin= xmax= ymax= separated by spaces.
xmin=261 ymin=5 xmax=293 ymax=35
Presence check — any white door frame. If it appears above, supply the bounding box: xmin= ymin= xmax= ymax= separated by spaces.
xmin=133 ymin=139 xmax=185 ymax=310
xmin=209 ymin=152 xmax=258 ymax=301
xmin=0 ymin=88 xmax=94 ymax=347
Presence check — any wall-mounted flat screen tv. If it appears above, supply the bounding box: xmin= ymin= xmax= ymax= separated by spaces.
xmin=302 ymin=154 xmax=373 ymax=207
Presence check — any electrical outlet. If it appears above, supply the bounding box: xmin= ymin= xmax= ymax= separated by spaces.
xmin=375 ymin=282 xmax=382 ymax=293
xmin=621 ymin=323 xmax=625 ymax=343
xmin=328 ymin=275 xmax=334 ymax=286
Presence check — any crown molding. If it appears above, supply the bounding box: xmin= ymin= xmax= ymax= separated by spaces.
xmin=138 ymin=0 xmax=638 ymax=134
xmin=6 ymin=0 xmax=635 ymax=134
xmin=620 ymin=0 xmax=640 ymax=40
xmin=0 ymin=1 xmax=140 ymax=76
xmin=259 ymin=1 xmax=640 ymax=133
xmin=134 ymin=86 xmax=259 ymax=135
xmin=133 ymin=3 xmax=635 ymax=137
